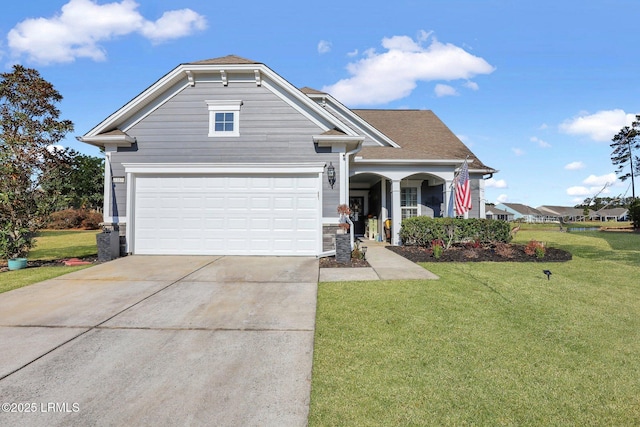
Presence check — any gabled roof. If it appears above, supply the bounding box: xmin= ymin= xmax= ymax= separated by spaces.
xmin=500 ymin=203 xmax=543 ymax=216
xmin=537 ymin=205 xmax=593 ymax=217
xmin=596 ymin=207 xmax=628 ymax=216
xmin=189 ymin=55 xmax=260 ymax=65
xmin=486 ymin=205 xmax=512 ymax=216
xmin=301 ymin=88 xmax=494 ymax=172
xmin=81 ymin=55 xmax=359 ymax=142
xmin=353 ymin=109 xmax=492 ymax=170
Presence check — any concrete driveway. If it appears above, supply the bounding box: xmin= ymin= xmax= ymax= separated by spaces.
xmin=0 ymin=255 xmax=318 ymax=426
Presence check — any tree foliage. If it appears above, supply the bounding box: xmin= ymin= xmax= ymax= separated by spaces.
xmin=628 ymin=199 xmax=640 ymax=230
xmin=0 ymin=65 xmax=74 ymax=259
xmin=43 ymin=151 xmax=104 ymax=211
xmin=610 ymin=115 xmax=640 ymax=198
xmin=574 ymin=196 xmax=634 ymax=211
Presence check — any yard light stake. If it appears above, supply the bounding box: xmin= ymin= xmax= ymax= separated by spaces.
xmin=543 ymin=270 xmax=552 ymax=280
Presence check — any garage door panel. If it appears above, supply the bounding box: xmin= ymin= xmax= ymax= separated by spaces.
xmin=133 ymin=174 xmax=319 ymax=256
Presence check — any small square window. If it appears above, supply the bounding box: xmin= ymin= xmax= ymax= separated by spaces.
xmin=206 ymin=100 xmax=242 ymax=137
xmin=214 ymin=112 xmax=235 ymax=132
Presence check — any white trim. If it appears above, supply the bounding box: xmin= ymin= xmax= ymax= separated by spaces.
xmin=103 ymin=152 xmax=112 ymax=223
xmin=354 ymin=158 xmax=475 ymax=165
xmin=206 ymin=100 xmax=242 ymax=137
xmin=308 ymin=94 xmax=401 ymax=148
xmin=83 ymin=63 xmax=357 ymax=139
xmin=123 ymin=163 xmax=325 ymax=256
xmin=125 ymin=172 xmax=134 ymax=254
xmin=121 ymin=81 xmax=190 ymax=134
xmin=122 ymin=162 xmax=326 ymax=174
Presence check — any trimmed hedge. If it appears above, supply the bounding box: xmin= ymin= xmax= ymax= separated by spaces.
xmin=399 ymin=217 xmax=512 ymax=247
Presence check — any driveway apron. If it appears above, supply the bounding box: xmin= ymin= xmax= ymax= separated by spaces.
xmin=0 ymin=255 xmax=318 ymax=426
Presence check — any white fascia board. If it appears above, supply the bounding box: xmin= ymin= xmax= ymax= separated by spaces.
xmin=122 ymin=162 xmax=326 ymax=174
xmin=85 ymin=64 xmax=189 ymax=137
xmin=312 ymin=135 xmax=364 ymax=150
xmin=85 ymin=62 xmax=356 ymax=139
xmin=77 ymin=134 xmax=136 ymax=148
xmin=308 ymin=94 xmax=401 ymax=148
xmin=353 ymin=158 xmax=474 ymax=166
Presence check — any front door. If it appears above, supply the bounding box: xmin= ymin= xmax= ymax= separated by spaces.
xmin=349 ymin=196 xmax=365 ymax=235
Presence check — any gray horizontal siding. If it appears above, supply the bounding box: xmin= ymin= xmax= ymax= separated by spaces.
xmin=109 ymin=78 xmax=342 ymax=219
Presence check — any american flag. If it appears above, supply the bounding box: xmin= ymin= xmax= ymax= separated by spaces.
xmin=455 ymin=160 xmax=472 ymax=216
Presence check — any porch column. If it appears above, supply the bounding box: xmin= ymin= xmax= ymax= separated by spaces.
xmin=340 ymin=152 xmax=349 ymax=205
xmin=380 ymin=179 xmax=388 ymax=237
xmin=443 ymin=179 xmax=453 ymax=217
xmin=391 ymin=179 xmax=401 ymax=245
xmin=478 ymin=178 xmax=486 ymax=219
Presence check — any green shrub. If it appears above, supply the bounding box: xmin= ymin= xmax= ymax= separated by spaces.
xmin=399 ymin=217 xmax=512 ymax=247
xmin=47 ymin=209 xmax=103 ymax=230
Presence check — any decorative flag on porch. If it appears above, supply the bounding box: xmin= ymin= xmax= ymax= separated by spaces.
xmin=455 ymin=160 xmax=472 ymax=215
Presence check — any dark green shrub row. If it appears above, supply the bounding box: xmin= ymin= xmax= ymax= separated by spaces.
xmin=629 ymin=199 xmax=640 ymax=230
xmin=399 ymin=217 xmax=512 ymax=247
xmin=47 ymin=208 xmax=103 ymax=230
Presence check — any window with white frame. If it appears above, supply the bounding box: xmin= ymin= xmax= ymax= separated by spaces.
xmin=401 ymin=187 xmax=418 ymax=219
xmin=206 ymin=100 xmax=242 ymax=137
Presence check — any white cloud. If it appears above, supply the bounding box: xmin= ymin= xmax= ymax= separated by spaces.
xmin=321 ymin=30 xmax=495 ymax=105
xmin=496 ymin=194 xmax=509 ymax=203
xmin=347 ymin=49 xmax=359 ymax=57
xmin=464 ymin=81 xmax=479 ymax=91
xmin=485 ymin=178 xmax=508 ymax=188
xmin=564 ymin=161 xmax=585 ymax=170
xmin=566 ymin=186 xmax=591 ymax=197
xmin=512 ymin=148 xmax=525 ymax=156
xmin=6 ymin=0 xmax=207 ymax=64
xmin=559 ymin=109 xmax=637 ymax=142
xmin=583 ymin=173 xmax=617 ymax=186
xmin=530 ymin=136 xmax=551 ymax=148
xmin=566 ymin=173 xmax=618 ymax=198
xmin=140 ymin=9 xmax=207 ymax=44
xmin=318 ymin=40 xmax=332 ymax=54
xmin=434 ymin=83 xmax=458 ymax=97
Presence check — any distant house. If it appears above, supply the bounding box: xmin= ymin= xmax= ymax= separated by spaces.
xmin=537 ymin=205 xmax=593 ymax=222
xmin=496 ymin=203 xmax=545 ymax=222
xmin=485 ymin=205 xmax=514 ymax=221
xmin=592 ymin=208 xmax=629 ymax=222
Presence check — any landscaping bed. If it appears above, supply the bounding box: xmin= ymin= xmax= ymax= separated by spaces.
xmin=319 ymin=256 xmax=370 ymax=268
xmin=387 ymin=243 xmax=572 ymax=262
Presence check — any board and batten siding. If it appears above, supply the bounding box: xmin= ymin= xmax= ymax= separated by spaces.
xmin=108 ymin=79 xmax=341 ymax=220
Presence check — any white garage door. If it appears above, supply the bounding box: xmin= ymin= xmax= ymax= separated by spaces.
xmin=132 ymin=174 xmax=320 ymax=256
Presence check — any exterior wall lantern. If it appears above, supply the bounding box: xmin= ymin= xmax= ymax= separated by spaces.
xmin=327 ymin=162 xmax=336 ymax=189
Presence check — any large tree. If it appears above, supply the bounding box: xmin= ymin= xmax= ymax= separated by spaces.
xmin=610 ymin=115 xmax=640 ymax=199
xmin=0 ymin=65 xmax=74 ymax=259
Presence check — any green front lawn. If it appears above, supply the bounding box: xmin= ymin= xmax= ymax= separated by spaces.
xmin=310 ymin=229 xmax=640 ymax=425
xmin=1 ymin=230 xmax=99 ymax=294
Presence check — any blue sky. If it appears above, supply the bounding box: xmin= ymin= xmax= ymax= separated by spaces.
xmin=2 ymin=0 xmax=639 ymax=208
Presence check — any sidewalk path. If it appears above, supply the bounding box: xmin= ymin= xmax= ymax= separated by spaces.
xmin=319 ymin=241 xmax=439 ymax=282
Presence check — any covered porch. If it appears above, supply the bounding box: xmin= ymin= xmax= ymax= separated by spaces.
xmin=347 ymin=164 xmax=456 ymax=245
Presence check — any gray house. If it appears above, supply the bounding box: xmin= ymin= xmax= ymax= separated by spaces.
xmin=79 ymin=55 xmax=496 ymax=256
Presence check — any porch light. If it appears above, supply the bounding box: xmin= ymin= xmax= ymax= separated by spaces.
xmin=327 ymin=162 xmax=336 ymax=189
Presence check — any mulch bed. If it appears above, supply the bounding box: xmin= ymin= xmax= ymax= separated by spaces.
xmin=319 ymin=257 xmax=371 ymax=268
xmin=387 ymin=243 xmax=572 ymax=263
